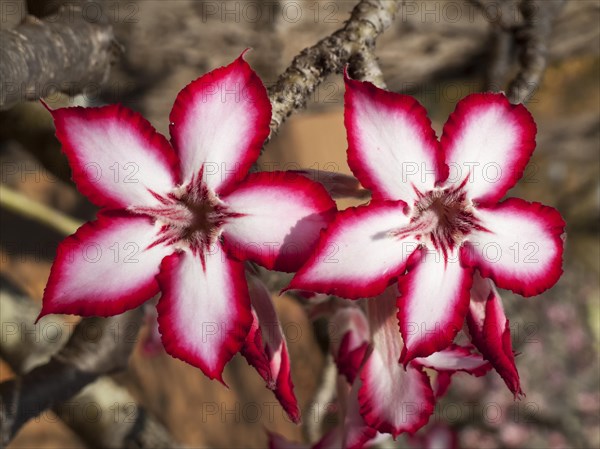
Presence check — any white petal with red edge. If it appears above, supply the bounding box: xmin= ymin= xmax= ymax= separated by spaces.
xmin=467 ymin=272 xmax=522 ymax=396
xmin=398 ymin=248 xmax=473 ymax=363
xmin=345 ymin=76 xmax=444 ymax=204
xmin=169 ymin=54 xmax=271 ymax=195
xmin=41 ymin=212 xmax=173 ymax=318
xmin=440 ymin=93 xmax=536 ymax=204
xmin=50 ymin=105 xmax=179 ymax=209
xmin=413 ymin=344 xmax=491 ymax=377
xmin=222 ymin=171 xmax=336 ymax=272
xmin=156 ymin=245 xmax=252 ymax=381
xmin=461 ymin=198 xmax=564 ymax=297
xmin=241 ymin=274 xmax=300 ymax=423
xmin=288 ymin=201 xmax=420 ymax=299
xmin=359 ymin=287 xmax=435 ymax=437
xmin=241 ymin=310 xmax=269 ymax=380
xmin=329 ymin=306 xmax=370 ymax=384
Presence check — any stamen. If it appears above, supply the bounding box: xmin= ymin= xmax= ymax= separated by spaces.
xmin=391 ymin=185 xmax=482 ymax=259
xmin=130 ymin=178 xmax=235 ymax=253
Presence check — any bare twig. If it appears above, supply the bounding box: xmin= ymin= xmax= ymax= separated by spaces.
xmin=475 ymin=0 xmax=567 ymax=103
xmin=507 ymin=0 xmax=566 ymax=104
xmin=0 ymin=5 xmax=118 ymax=110
xmin=266 ymin=0 xmax=399 ymax=140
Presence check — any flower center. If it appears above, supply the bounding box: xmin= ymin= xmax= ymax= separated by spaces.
xmin=392 ymin=187 xmax=483 ymax=258
xmin=132 ymin=182 xmax=237 ymax=254
xmin=181 ymin=193 xmax=220 ymax=239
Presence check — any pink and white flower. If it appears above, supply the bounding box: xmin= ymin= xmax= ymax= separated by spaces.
xmin=355 ymin=287 xmax=490 ymax=437
xmin=39 ymin=54 xmax=336 ymax=389
xmin=289 ymin=75 xmax=565 ymax=365
xmin=271 ymin=287 xmax=490 ymax=446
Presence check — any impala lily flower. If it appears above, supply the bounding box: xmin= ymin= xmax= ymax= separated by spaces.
xmin=272 ymin=288 xmax=490 ymax=446
xmin=352 ymin=287 xmax=490 ymax=437
xmin=289 ymin=76 xmax=565 ymax=365
xmin=39 ymin=55 xmax=336 ymax=385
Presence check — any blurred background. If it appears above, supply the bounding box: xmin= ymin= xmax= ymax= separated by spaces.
xmin=0 ymin=0 xmax=598 ymax=448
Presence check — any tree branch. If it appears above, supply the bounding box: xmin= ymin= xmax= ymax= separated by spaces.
xmin=266 ymin=0 xmax=399 ymax=140
xmin=507 ymin=0 xmax=566 ymax=104
xmin=474 ymin=0 xmax=567 ymax=103
xmin=0 ymin=5 xmax=118 ymax=110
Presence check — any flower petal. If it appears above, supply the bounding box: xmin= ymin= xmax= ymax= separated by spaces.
xmin=169 ymin=53 xmax=271 ymax=195
xmin=461 ymin=198 xmax=565 ymax=296
xmin=413 ymin=344 xmax=491 ymax=377
xmin=359 ymin=287 xmax=435 ymax=437
xmin=49 ymin=104 xmax=179 ymax=209
xmin=156 ymin=245 xmax=252 ymax=382
xmin=241 ymin=274 xmax=300 ymax=423
xmin=398 ymin=248 xmax=473 ymax=364
xmin=329 ymin=306 xmax=370 ymax=384
xmin=440 ymin=93 xmax=536 ymax=204
xmin=315 ymin=381 xmax=383 ymax=449
xmin=466 ymin=272 xmax=523 ymax=396
xmin=433 ymin=371 xmax=453 ymax=398
xmin=345 ymin=76 xmax=444 ymax=204
xmin=40 ymin=212 xmax=172 ymax=318
xmin=288 ymin=201 xmax=419 ymax=299
xmin=222 ymin=171 xmax=336 ymax=272
xmin=340 ymin=392 xmax=381 ymax=449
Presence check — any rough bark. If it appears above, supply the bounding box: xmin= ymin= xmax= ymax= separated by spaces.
xmin=471 ymin=0 xmax=567 ymax=103
xmin=0 ymin=5 xmax=117 ymax=110
xmin=507 ymin=0 xmax=567 ymax=103
xmin=267 ymin=0 xmax=399 ymax=140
